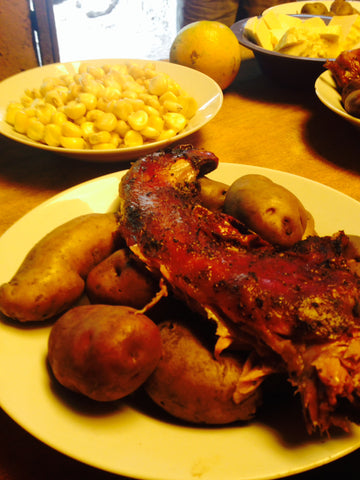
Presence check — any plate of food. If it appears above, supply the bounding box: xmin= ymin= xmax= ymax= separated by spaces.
xmin=263 ymin=0 xmax=360 ymax=15
xmin=0 ymin=59 xmax=223 ymax=162
xmin=0 ymin=156 xmax=360 ymax=480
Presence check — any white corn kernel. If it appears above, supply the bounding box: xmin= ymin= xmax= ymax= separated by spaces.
xmin=61 ymin=121 xmax=82 ymax=137
xmin=148 ymin=74 xmax=168 ymax=96
xmin=60 ymin=136 xmax=85 ymax=149
xmin=115 ymin=119 xmax=131 ymax=137
xmin=14 ymin=110 xmax=30 ymax=133
xmin=77 ymin=92 xmax=97 ymax=111
xmin=177 ymin=96 xmax=198 ymax=118
xmin=128 ymin=110 xmax=148 ymax=131
xmin=94 ymin=112 xmax=117 ymax=132
xmin=163 ymin=100 xmax=184 ymax=113
xmin=148 ymin=114 xmax=164 ymax=132
xmin=110 ymin=132 xmax=121 ymax=147
xmin=27 ymin=117 xmax=45 ymax=141
xmin=6 ymin=102 xmax=23 ymax=125
xmin=64 ymin=101 xmax=86 ymax=121
xmin=124 ymin=130 xmax=143 ymax=147
xmin=20 ymin=94 xmax=34 ymax=107
xmin=113 ymin=99 xmax=133 ymax=120
xmin=36 ymin=103 xmax=57 ymax=125
xmin=89 ymin=131 xmax=111 ymax=145
xmin=163 ymin=112 xmax=187 ymax=132
xmin=141 ymin=126 xmax=160 ymax=140
xmin=80 ymin=121 xmax=96 ymax=139
xmin=158 ymin=128 xmax=177 ymax=140
xmin=44 ymin=123 xmax=61 ymax=147
xmin=159 ymin=91 xmax=178 ymax=104
xmin=51 ymin=111 xmax=67 ymax=126
xmin=86 ymin=109 xmax=104 ymax=122
xmin=86 ymin=65 xmax=105 ymax=79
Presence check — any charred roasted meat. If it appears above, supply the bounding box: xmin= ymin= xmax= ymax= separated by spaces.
xmin=325 ymin=48 xmax=360 ymax=117
xmin=118 ymin=145 xmax=360 ymax=434
xmin=325 ymin=48 xmax=360 ymax=90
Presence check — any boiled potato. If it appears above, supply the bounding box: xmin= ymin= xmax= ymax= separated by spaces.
xmin=48 ymin=304 xmax=162 ymax=401
xmin=223 ymin=174 xmax=315 ymax=247
xmin=330 ymin=0 xmax=358 ymax=15
xmin=0 ymin=213 xmax=120 ymax=322
xmin=86 ymin=248 xmax=159 ymax=308
xmin=198 ymin=176 xmax=229 ymax=212
xmin=145 ymin=318 xmax=262 ymax=424
xmin=301 ymin=2 xmax=329 ymax=15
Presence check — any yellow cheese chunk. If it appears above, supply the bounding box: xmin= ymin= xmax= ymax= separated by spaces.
xmin=254 ymin=18 xmax=274 ymax=50
xmin=302 ymin=17 xmax=327 ymax=29
xmin=262 ymin=11 xmax=283 ymax=30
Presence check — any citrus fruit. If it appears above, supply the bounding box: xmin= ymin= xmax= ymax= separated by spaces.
xmin=169 ymin=20 xmax=241 ymax=90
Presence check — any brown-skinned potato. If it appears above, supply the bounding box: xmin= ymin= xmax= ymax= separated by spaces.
xmin=145 ymin=319 xmax=263 ymax=424
xmin=86 ymin=248 xmax=158 ymax=308
xmin=198 ymin=176 xmax=229 ymax=212
xmin=223 ymin=174 xmax=316 ymax=247
xmin=0 ymin=213 xmax=120 ymax=322
xmin=48 ymin=304 xmax=162 ymax=402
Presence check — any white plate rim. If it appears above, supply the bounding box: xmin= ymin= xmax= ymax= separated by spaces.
xmin=0 ymin=59 xmax=223 ymax=162
xmin=0 ymin=162 xmax=360 ymax=480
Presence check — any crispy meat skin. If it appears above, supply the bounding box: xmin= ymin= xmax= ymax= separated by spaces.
xmin=325 ymin=48 xmax=360 ymax=90
xmin=118 ymin=146 xmax=360 ymax=434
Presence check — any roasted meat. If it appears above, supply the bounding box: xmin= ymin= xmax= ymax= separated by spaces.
xmin=325 ymin=48 xmax=360 ymax=90
xmin=118 ymin=145 xmax=360 ymax=434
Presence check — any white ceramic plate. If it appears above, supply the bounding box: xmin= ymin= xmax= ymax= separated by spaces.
xmin=0 ymin=163 xmax=360 ymax=480
xmin=0 ymin=59 xmax=223 ymax=162
xmin=315 ymin=69 xmax=360 ymax=128
xmin=263 ymin=0 xmax=360 ymax=15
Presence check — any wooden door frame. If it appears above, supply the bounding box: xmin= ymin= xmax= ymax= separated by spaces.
xmin=30 ymin=0 xmax=60 ymax=65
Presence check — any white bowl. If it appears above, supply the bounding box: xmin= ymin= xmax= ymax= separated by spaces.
xmin=0 ymin=59 xmax=223 ymax=162
xmin=263 ymin=0 xmax=360 ymax=15
xmin=315 ymin=69 xmax=360 ymax=128
xmin=231 ymin=15 xmax=332 ymax=87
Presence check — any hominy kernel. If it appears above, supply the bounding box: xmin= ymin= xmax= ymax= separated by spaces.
xmin=61 ymin=121 xmax=82 ymax=137
xmin=95 ymin=112 xmax=117 ymax=132
xmin=124 ymin=129 xmax=143 ymax=147
xmin=128 ymin=110 xmax=148 ymax=131
xmin=14 ymin=110 xmax=30 ymax=133
xmin=89 ymin=131 xmax=111 ymax=145
xmin=27 ymin=117 xmax=45 ymax=141
xmin=5 ymin=61 xmax=197 ymax=151
xmin=60 ymin=136 xmax=85 ymax=149
xmin=44 ymin=123 xmax=61 ymax=147
xmin=5 ymin=102 xmax=23 ymax=125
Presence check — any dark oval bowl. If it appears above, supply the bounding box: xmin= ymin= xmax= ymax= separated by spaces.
xmin=231 ymin=14 xmax=333 ymax=87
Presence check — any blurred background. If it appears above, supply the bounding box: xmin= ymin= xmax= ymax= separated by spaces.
xmin=52 ymin=0 xmax=177 ymax=61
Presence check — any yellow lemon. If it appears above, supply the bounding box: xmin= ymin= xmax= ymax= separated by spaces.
xmin=169 ymin=20 xmax=241 ymax=90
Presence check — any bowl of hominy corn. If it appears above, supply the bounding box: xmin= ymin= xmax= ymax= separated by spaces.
xmin=0 ymin=59 xmax=223 ymax=162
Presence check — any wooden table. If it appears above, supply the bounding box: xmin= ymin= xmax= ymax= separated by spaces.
xmin=0 ymin=52 xmax=359 ymax=480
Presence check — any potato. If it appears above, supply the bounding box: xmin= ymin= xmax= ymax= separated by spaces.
xmin=86 ymin=248 xmax=158 ymax=308
xmin=223 ymin=174 xmax=315 ymax=247
xmin=48 ymin=304 xmax=162 ymax=402
xmin=0 ymin=213 xmax=120 ymax=322
xmin=198 ymin=176 xmax=229 ymax=212
xmin=300 ymin=2 xmax=329 ymax=15
xmin=144 ymin=319 xmax=262 ymax=424
xmin=330 ymin=0 xmax=358 ymax=15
